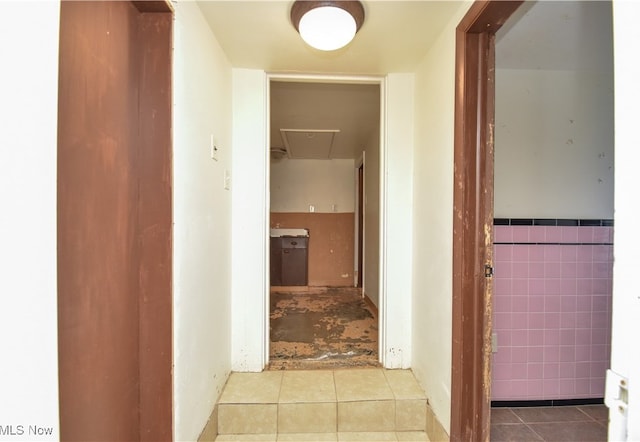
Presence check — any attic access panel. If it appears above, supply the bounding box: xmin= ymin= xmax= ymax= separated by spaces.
xmin=280 ymin=129 xmax=340 ymax=159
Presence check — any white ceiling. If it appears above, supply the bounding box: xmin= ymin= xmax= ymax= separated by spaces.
xmin=196 ymin=1 xmax=613 ymax=160
xmin=270 ymin=81 xmax=380 ymax=159
xmin=197 ymin=1 xmax=465 ymax=75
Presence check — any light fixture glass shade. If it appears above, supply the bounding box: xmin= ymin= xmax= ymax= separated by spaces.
xmin=298 ymin=6 xmax=357 ymax=51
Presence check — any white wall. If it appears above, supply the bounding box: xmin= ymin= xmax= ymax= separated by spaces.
xmin=231 ymin=69 xmax=268 ymax=372
xmin=610 ymin=1 xmax=640 ymax=440
xmin=494 ymin=68 xmax=614 ymax=218
xmin=382 ymin=74 xmax=414 ymax=368
xmin=0 ymin=2 xmax=60 ymax=440
xmin=270 ymin=159 xmax=355 ymax=213
xmin=411 ymin=2 xmax=472 ymax=433
xmin=173 ymin=3 xmax=233 ymax=440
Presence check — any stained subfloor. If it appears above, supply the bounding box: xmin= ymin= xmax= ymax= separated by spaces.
xmin=269 ymin=287 xmax=379 ymax=370
xmin=490 ymin=404 xmax=608 ymax=441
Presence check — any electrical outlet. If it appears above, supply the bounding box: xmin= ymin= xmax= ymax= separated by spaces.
xmin=309 ymin=205 xmax=315 ymax=213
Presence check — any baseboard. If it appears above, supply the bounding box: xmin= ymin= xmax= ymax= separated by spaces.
xmin=269 ymin=285 xmax=352 ymax=293
xmin=270 ymin=285 xmax=317 ymax=292
xmin=426 ymin=403 xmax=449 ymax=442
xmin=492 ymin=398 xmax=605 ymax=408
xmin=363 ymin=292 xmax=379 ymax=318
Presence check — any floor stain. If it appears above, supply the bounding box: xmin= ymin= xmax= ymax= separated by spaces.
xmin=269 ymin=287 xmax=379 ymax=370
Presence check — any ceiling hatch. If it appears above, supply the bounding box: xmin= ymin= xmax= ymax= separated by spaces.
xmin=280 ymin=129 xmax=340 ymax=159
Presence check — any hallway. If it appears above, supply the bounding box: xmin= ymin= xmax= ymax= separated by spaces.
xmin=269 ymin=288 xmax=379 ymax=370
xmin=5 ymin=2 xmax=639 ymax=441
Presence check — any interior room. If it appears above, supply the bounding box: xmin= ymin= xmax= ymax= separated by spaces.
xmin=490 ymin=2 xmax=614 ymax=440
xmin=268 ymin=80 xmax=382 ymax=370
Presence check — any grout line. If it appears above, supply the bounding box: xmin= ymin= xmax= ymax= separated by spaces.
xmin=276 ymin=371 xmax=284 ymax=434
xmin=576 ymin=406 xmax=598 ymax=422
xmin=525 ymin=421 xmax=547 ymax=441
xmin=381 ymin=369 xmax=396 ymax=400
xmin=332 ymin=370 xmax=339 ymax=433
xmin=580 ymin=405 xmax=611 ymax=425
xmin=506 ymin=408 xmax=526 ymax=424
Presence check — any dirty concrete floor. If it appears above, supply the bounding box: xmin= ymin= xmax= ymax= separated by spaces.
xmin=269 ymin=287 xmax=379 ymax=370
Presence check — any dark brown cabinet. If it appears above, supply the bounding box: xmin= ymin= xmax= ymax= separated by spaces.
xmin=270 ymin=236 xmax=308 ymax=286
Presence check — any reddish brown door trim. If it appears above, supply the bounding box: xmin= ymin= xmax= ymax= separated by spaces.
xmin=136 ymin=10 xmax=173 ymax=442
xmin=451 ymin=2 xmax=522 ymax=441
xmin=132 ymin=0 xmax=173 ymax=13
xmin=357 ymin=164 xmax=364 ymax=288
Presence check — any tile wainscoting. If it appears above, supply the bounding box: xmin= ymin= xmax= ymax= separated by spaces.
xmin=492 ymin=219 xmax=613 ymax=401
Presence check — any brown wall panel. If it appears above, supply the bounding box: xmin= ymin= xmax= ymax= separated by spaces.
xmin=58 ymin=2 xmax=172 ymax=441
xmin=271 ymin=213 xmax=355 ymax=287
xmin=58 ymin=3 xmax=141 ymax=440
xmin=136 ymin=12 xmax=173 ymax=442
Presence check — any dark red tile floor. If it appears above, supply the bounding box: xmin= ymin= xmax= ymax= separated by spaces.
xmin=491 ymin=405 xmax=608 ymax=441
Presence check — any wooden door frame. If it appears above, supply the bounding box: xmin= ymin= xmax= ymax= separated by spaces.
xmin=356 ymin=153 xmax=364 ymax=288
xmin=450 ymin=2 xmax=522 ymax=441
xmin=57 ymin=2 xmax=173 ymax=440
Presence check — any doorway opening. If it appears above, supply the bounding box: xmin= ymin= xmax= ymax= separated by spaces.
xmin=490 ymin=1 xmax=614 ymax=440
xmin=267 ymin=77 xmax=382 ymax=370
xmin=451 ymin=2 xmax=522 ymax=440
xmin=356 ymin=157 xmax=364 ymax=289
xmin=452 ymin=0 xmax=614 ymax=440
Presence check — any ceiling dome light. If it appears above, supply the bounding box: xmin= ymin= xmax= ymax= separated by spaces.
xmin=291 ymin=1 xmax=365 ymax=51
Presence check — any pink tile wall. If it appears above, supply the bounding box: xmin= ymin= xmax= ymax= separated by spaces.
xmin=492 ymin=225 xmax=613 ymax=401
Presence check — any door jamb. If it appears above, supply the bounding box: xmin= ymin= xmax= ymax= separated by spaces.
xmin=451 ymin=2 xmax=522 ymax=441
xmin=265 ymin=73 xmax=385 ymax=365
xmin=355 ymin=152 xmax=365 ymax=289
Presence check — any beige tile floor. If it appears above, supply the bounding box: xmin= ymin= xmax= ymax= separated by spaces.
xmin=215 ymin=432 xmax=430 ymax=441
xmin=215 ymin=369 xmax=430 ymax=441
